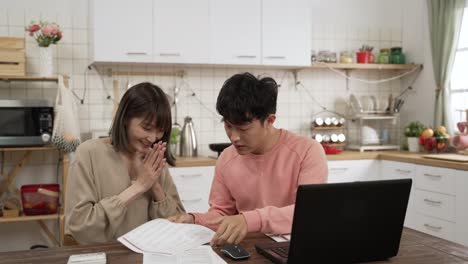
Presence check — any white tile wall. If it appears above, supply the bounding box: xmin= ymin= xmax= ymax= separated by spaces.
xmin=0 ymin=0 xmax=428 ymax=252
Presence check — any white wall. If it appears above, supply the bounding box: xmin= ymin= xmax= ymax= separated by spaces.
xmin=0 ymin=0 xmax=433 ymax=251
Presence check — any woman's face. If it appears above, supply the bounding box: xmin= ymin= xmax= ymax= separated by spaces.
xmin=126 ymin=116 xmax=164 ymax=154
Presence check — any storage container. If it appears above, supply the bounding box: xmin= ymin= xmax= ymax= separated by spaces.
xmin=21 ymin=184 xmax=59 ymax=215
xmin=0 ymin=37 xmax=26 ymax=76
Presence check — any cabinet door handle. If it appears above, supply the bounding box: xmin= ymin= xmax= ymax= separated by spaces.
xmin=424 ymin=173 xmax=442 ymax=179
xmin=125 ymin=52 xmax=148 ymax=55
xmin=396 ymin=169 xmax=411 ymax=174
xmin=179 ymin=174 xmax=203 ymax=179
xmin=264 ymin=56 xmax=286 ymax=59
xmin=423 ymin=198 xmax=442 ymax=205
xmin=236 ymin=55 xmax=257 ymax=59
xmin=424 ymin=223 xmax=442 ymax=230
xmin=159 ymin=53 xmax=181 ymax=57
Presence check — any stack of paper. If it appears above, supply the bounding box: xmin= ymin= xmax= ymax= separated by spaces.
xmin=118 ymin=219 xmax=226 ymax=264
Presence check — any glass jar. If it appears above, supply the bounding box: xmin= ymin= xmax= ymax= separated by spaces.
xmin=390 ymin=47 xmax=405 ymax=64
xmin=378 ymin=48 xmax=390 ymax=64
xmin=340 ymin=51 xmax=353 ymax=63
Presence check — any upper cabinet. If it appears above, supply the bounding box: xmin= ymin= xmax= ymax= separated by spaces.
xmin=89 ymin=0 xmax=153 ymax=63
xmin=210 ymin=0 xmax=262 ymax=65
xmin=89 ymin=0 xmax=311 ymax=67
xmin=262 ymin=0 xmax=311 ymax=66
xmin=153 ymin=0 xmax=210 ymax=64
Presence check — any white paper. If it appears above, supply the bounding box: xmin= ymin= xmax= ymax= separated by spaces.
xmin=266 ymin=234 xmax=291 ymax=242
xmin=118 ymin=219 xmax=215 ymax=255
xmin=143 ymin=246 xmax=227 ymax=264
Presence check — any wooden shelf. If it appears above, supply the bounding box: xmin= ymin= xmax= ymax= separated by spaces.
xmin=0 ymin=76 xmax=59 ymax=82
xmin=311 ymin=63 xmax=421 ymax=71
xmin=312 ymin=126 xmax=345 ymax=130
xmin=0 ymin=145 xmax=57 ymax=152
xmin=0 ymin=213 xmax=61 ymax=223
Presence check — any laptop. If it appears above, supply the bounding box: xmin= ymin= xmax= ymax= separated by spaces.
xmin=255 ymin=179 xmax=412 ymax=264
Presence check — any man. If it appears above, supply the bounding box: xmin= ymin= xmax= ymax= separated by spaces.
xmin=169 ymin=72 xmax=328 ymax=246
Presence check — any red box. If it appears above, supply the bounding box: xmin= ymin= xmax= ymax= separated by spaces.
xmin=21 ymin=184 xmax=59 ymax=215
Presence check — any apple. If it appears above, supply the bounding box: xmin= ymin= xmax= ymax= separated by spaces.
xmin=423 ymin=137 xmax=436 ymax=152
xmin=436 ymin=142 xmax=447 ymax=152
xmin=421 ymin=128 xmax=434 ymax=139
xmin=437 ymin=125 xmax=447 ymax=134
xmin=419 ymin=135 xmax=426 ymax=145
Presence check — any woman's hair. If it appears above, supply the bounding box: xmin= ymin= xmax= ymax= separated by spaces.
xmin=110 ymin=82 xmax=175 ymax=166
xmin=216 ymin=72 xmax=278 ymax=125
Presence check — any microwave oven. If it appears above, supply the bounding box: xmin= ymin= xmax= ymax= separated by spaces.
xmin=0 ymin=100 xmax=54 ymax=147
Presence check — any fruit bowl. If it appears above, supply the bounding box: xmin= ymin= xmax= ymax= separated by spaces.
xmin=421 ymin=136 xmax=449 ymax=153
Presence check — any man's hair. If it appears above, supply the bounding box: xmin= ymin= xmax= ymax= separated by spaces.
xmin=110 ymin=82 xmax=175 ymax=166
xmin=216 ymin=72 xmax=278 ymax=125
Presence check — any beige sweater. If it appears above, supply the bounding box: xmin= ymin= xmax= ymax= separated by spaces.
xmin=65 ymin=139 xmax=184 ymax=244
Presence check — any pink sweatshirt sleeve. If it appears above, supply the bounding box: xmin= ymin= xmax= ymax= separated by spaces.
xmin=192 ymin=166 xmax=238 ymax=231
xmin=242 ymin=142 xmax=328 ymax=234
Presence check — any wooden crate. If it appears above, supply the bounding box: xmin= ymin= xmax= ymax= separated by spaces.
xmin=0 ymin=37 xmax=26 ymax=76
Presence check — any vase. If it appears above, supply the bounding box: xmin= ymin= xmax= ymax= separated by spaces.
xmin=407 ymin=137 xmax=420 ymax=152
xmin=39 ymin=46 xmax=54 ymax=76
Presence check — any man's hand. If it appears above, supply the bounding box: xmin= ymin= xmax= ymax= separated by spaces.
xmin=208 ymin=214 xmax=248 ymax=246
xmin=168 ymin=213 xmax=194 ymax=224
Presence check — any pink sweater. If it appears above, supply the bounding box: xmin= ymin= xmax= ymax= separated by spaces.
xmin=192 ymin=129 xmax=328 ymax=234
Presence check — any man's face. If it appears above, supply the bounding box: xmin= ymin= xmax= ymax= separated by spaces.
xmin=223 ymin=117 xmax=272 ymax=155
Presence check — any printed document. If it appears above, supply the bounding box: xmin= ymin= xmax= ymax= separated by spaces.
xmin=143 ymin=246 xmax=227 ymax=264
xmin=118 ymin=219 xmax=215 ymax=255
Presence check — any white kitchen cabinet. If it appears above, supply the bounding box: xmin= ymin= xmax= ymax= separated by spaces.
xmin=380 ymin=160 xmax=416 ymax=228
xmin=456 ymin=170 xmax=468 ymax=246
xmin=168 ymin=166 xmax=214 ymax=213
xmin=262 ymin=0 xmax=311 ymax=66
xmin=89 ymin=0 xmax=153 ymax=63
xmin=153 ymin=0 xmax=210 ymax=63
xmin=327 ymin=160 xmax=379 ymax=183
xmin=210 ymin=0 xmax=261 ymax=65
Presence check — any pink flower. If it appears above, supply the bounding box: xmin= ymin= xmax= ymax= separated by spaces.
xmin=28 ymin=24 xmax=40 ymax=33
xmin=56 ymin=31 xmax=62 ymax=40
xmin=41 ymin=24 xmax=59 ymax=36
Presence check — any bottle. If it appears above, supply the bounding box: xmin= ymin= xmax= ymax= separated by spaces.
xmin=378 ymin=48 xmax=390 ymax=64
xmin=179 ymin=116 xmax=198 ymax=157
xmin=390 ymin=47 xmax=405 ymax=64
xmin=338 ymin=118 xmax=346 ymax=127
xmin=313 ymin=134 xmax=323 ymax=143
xmin=314 ymin=117 xmax=324 ymax=127
xmin=330 ymin=134 xmax=338 ymax=143
xmin=324 ymin=117 xmax=332 ymax=126
xmin=338 ymin=133 xmax=346 ymax=143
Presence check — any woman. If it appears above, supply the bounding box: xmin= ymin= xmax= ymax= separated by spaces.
xmin=65 ymin=82 xmax=185 ymax=244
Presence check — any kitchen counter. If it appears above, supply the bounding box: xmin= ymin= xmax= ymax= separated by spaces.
xmin=174 ymin=156 xmax=217 ymax=167
xmin=175 ymin=151 xmax=468 ymax=171
xmin=329 ymin=151 xmax=468 ymax=171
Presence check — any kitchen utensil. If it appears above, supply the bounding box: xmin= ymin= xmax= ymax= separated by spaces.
xmin=349 ymin=94 xmax=363 ymax=113
xmin=209 ymin=143 xmax=232 ymax=157
xmin=361 ymin=126 xmax=380 ymax=145
xmin=179 ymin=116 xmax=198 ymax=157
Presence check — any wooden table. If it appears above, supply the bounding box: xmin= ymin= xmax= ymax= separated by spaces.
xmin=1 ymin=228 xmax=468 ymax=264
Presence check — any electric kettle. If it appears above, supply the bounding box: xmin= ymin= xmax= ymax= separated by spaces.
xmin=179 ymin=116 xmax=198 ymax=157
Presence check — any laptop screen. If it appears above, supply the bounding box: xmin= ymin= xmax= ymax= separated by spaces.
xmin=257 ymin=179 xmax=412 ymax=264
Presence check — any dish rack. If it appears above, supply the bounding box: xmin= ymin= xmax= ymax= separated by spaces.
xmin=346 ymin=114 xmax=400 ymax=152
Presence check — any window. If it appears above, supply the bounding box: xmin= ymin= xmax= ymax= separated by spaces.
xmin=450 ymin=7 xmax=468 ymax=130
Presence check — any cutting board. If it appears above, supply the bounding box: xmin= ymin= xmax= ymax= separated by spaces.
xmin=423 ymin=154 xmax=468 ymax=162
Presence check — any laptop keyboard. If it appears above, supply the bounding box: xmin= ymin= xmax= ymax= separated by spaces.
xmin=271 ymin=245 xmax=289 ymax=258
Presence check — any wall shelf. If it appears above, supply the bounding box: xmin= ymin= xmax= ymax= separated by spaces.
xmin=0 ymin=213 xmax=61 ymax=223
xmin=311 ymin=63 xmax=422 ymax=71
xmin=0 ymin=76 xmax=59 ymax=82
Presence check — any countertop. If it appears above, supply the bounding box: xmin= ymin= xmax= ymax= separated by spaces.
xmin=175 ymin=151 xmax=468 ymax=171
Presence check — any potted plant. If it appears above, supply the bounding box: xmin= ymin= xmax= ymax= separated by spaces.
xmin=170 ymin=126 xmax=180 ymax=156
xmin=404 ymin=121 xmax=426 ymax=152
